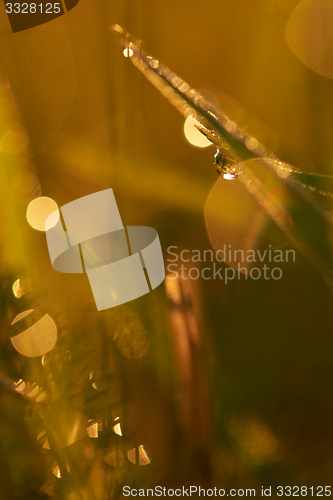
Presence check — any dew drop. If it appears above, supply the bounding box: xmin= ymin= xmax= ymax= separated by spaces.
xmin=214 ymin=150 xmax=243 ymax=180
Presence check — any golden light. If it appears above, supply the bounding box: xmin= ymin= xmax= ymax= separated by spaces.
xmin=35 ymin=391 xmax=46 ymax=403
xmin=11 ymin=312 xmax=58 ymax=357
xmin=26 ymin=197 xmax=60 ymax=232
xmin=11 ymin=310 xmax=34 ymax=325
xmin=12 ymin=279 xmax=23 ymax=299
xmin=12 ymin=278 xmax=31 ymax=299
xmin=87 ymin=422 xmax=98 ymax=438
xmin=127 ymin=445 xmax=151 ymax=465
xmin=52 ymin=465 xmax=61 ymax=479
xmin=123 ymin=47 xmax=134 ymax=58
xmin=14 ymin=379 xmax=26 ymax=393
xmin=113 ymin=422 xmax=122 ymax=436
xmin=184 ymin=116 xmax=212 ymax=148
xmin=37 ymin=431 xmax=46 ymax=441
xmin=43 ymin=439 xmax=50 ymax=450
xmin=27 ymin=385 xmax=40 ymax=398
xmin=14 ymin=379 xmax=46 ymax=401
xmin=53 ymin=411 xmax=88 ymax=448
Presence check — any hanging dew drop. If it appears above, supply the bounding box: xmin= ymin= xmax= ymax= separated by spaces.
xmin=214 ymin=149 xmax=243 ymax=180
xmin=192 ymin=123 xmax=244 ymax=179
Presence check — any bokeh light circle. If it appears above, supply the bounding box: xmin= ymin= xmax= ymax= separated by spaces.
xmin=184 ymin=116 xmax=212 ymax=148
xmin=26 ymin=196 xmax=60 ymax=231
xmin=10 ymin=310 xmax=58 ymax=357
xmin=286 ymin=0 xmax=333 ymax=79
xmin=123 ymin=47 xmax=134 ymax=58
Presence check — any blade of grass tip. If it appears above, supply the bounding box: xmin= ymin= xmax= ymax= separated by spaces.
xmin=110 ymin=24 xmax=333 ymax=282
xmin=110 ymin=25 xmax=333 ymax=203
xmin=110 ymin=24 xmax=269 ymax=163
xmin=110 ymin=24 xmax=333 ymax=186
xmin=239 ymin=159 xmax=333 ymax=283
xmin=268 ymin=160 xmax=333 ymax=215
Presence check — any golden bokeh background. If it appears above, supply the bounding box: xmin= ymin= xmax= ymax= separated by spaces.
xmin=0 ymin=0 xmax=333 ymax=498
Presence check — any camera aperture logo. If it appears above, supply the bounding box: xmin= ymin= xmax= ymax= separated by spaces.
xmin=45 ymin=189 xmax=165 ymax=311
xmin=3 ymin=1 xmax=80 ymax=33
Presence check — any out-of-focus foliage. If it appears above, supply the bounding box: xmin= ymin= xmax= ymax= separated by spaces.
xmin=0 ymin=0 xmax=333 ymax=498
